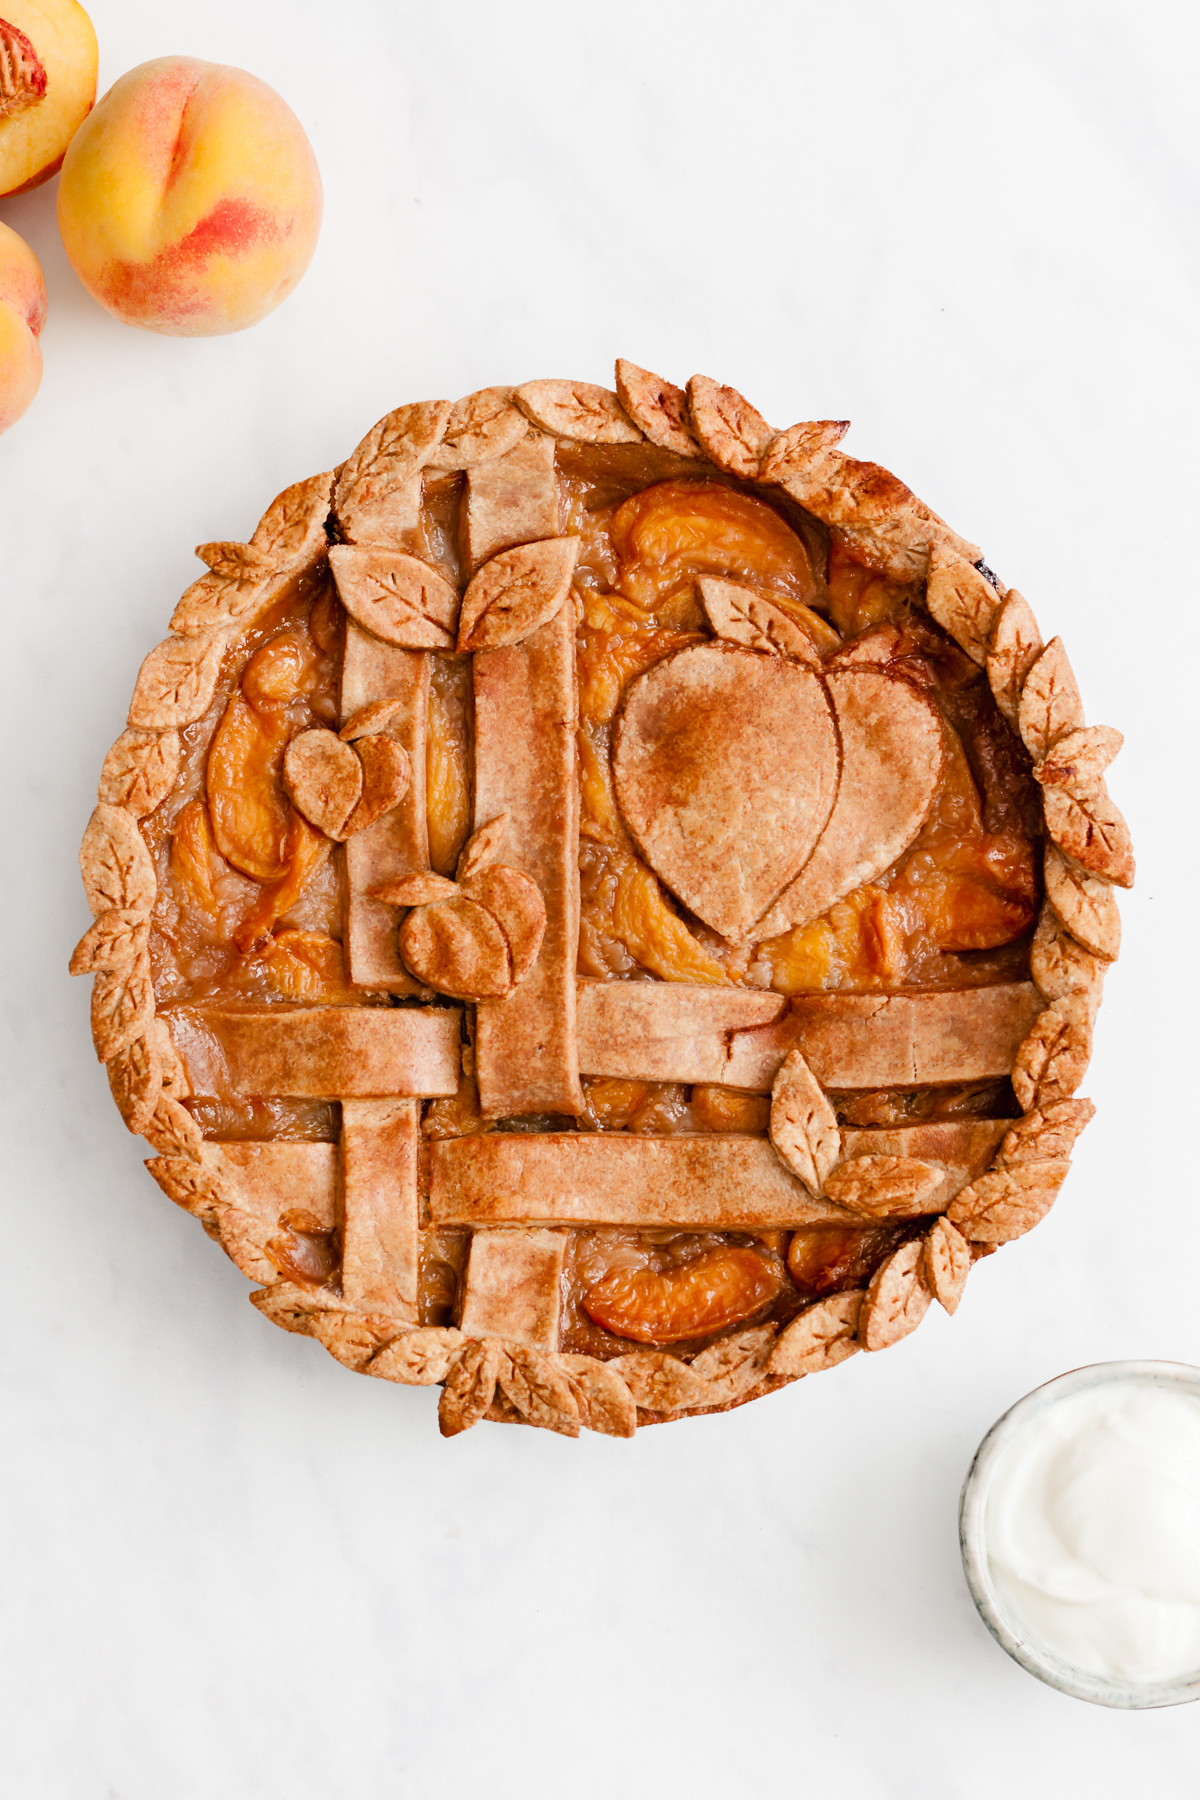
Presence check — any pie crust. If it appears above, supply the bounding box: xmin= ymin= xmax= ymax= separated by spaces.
xmin=72 ymin=362 xmax=1133 ymax=1438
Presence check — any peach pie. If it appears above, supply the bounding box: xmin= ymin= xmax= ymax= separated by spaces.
xmin=72 ymin=363 xmax=1133 ymax=1437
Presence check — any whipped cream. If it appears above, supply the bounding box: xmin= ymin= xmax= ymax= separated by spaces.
xmin=986 ymin=1381 xmax=1200 ymax=1684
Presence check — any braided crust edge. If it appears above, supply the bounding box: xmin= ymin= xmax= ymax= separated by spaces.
xmin=71 ymin=367 xmax=1131 ymax=1437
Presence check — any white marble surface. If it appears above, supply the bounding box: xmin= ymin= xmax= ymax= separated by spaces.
xmin=3 ymin=0 xmax=1199 ymax=1793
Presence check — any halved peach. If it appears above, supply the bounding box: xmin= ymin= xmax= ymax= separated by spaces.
xmin=0 ymin=0 xmax=97 ymax=197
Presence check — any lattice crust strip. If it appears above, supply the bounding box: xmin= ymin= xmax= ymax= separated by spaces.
xmin=71 ymin=361 xmax=1131 ymax=1437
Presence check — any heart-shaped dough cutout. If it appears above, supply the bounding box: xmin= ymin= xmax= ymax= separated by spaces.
xmin=752 ymin=669 xmax=944 ymax=941
xmin=612 ymin=646 xmax=839 ymax=940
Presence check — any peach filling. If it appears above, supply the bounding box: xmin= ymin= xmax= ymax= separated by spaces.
xmin=576 ymin=482 xmax=1039 ymax=994
xmin=426 ymin=656 xmax=472 ymax=876
xmin=156 ymin=585 xmax=346 ymax=994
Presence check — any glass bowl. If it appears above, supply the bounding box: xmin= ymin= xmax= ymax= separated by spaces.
xmin=959 ymin=1360 xmax=1200 ymax=1709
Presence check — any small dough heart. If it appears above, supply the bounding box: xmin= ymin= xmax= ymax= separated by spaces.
xmin=612 ymin=645 xmax=839 ymax=940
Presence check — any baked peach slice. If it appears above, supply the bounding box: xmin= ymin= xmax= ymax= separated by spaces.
xmin=203 ymin=624 xmax=334 ymax=950
xmin=611 ymin=479 xmax=824 ymax=622
xmin=787 ymin=1225 xmax=907 ymax=1296
xmin=0 ymin=219 xmax=44 ymax=432
xmin=583 ymin=1244 xmax=786 ymax=1344
xmin=0 ymin=1 xmax=97 ymax=197
xmin=57 ymin=54 xmax=321 ymax=335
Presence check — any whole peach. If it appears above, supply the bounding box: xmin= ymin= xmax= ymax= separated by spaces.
xmin=0 ymin=220 xmax=46 ymax=433
xmin=56 ymin=56 xmax=322 ymax=336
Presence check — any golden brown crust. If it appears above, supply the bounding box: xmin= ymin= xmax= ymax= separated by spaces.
xmin=514 ymin=379 xmax=642 ymax=445
xmin=823 ymin=1155 xmax=945 ymax=1220
xmin=462 ymin=432 xmax=559 ymax=570
xmin=725 ymin=984 xmax=1043 ymax=1091
xmin=996 ymin=1099 xmax=1095 ymax=1167
xmin=340 ymin=628 xmax=430 ymax=995
xmin=458 ymin=1229 xmax=568 ymax=1348
xmin=1018 ymin=637 xmax=1085 ymax=761
xmin=91 ymin=953 xmax=155 ymax=1062
xmin=576 ymin=980 xmax=785 ymax=1084
xmin=859 ymin=1240 xmax=932 ymax=1351
xmin=768 ymin=1291 xmax=863 ymax=1377
xmin=283 ymin=729 xmax=363 ymax=839
xmin=761 ymin=425 xmax=980 ymax=583
xmin=753 ymin=669 xmax=944 ymax=939
xmin=1034 ymin=725 xmax=1123 ymax=791
xmin=106 ymin=1031 xmax=163 ymax=1135
xmin=339 ymin=697 xmax=407 ymax=741
xmin=1044 ymin=844 xmax=1121 ymax=960
xmin=170 ymin=471 xmax=334 ymax=637
xmin=986 ymin=588 xmax=1043 ymax=726
xmin=985 ymin=594 xmax=1043 ymax=727
xmin=472 ymin=606 xmax=582 ymax=1116
xmin=1042 ymin=784 xmax=1135 ymax=888
xmin=400 ymin=893 xmax=513 ymax=998
xmin=1030 ymin=901 xmax=1106 ymax=1010
xmin=368 ymin=1327 xmax=465 ymax=1385
xmin=614 ymin=359 xmax=701 ymax=458
xmin=768 ymin=1049 xmax=839 ymax=1194
xmin=202 ymin=1006 xmax=462 ymax=1099
xmin=840 ymin=1120 xmax=1009 ymax=1211
xmin=429 ymin=1133 xmax=858 ymax=1231
xmin=329 ymin=546 xmax=460 ymax=649
xmin=333 ymin=401 xmax=451 ymax=545
xmin=613 ymin=645 xmax=840 ymax=940
xmin=946 ymin=1161 xmax=1070 ymax=1243
xmin=142 ymin=1093 xmax=204 ymax=1160
xmin=560 ymin=1354 xmax=639 ymax=1435
xmin=607 ymin=1349 xmax=705 ymax=1414
xmin=69 ymin=907 xmax=149 ymax=976
xmin=456 ymin=538 xmax=579 ymax=652
xmin=925 ymin=556 xmax=1002 ymax=666
xmin=426 ymin=387 xmax=529 ymax=471
xmin=197 ymin=1143 xmax=338 ymax=1227
xmin=696 ymin=576 xmax=823 ymax=663
xmin=462 ymin=865 xmax=547 ymax=985
xmin=924 ymin=1219 xmax=970 ymax=1314
xmin=439 ymin=1339 xmax=503 ymax=1437
xmin=372 ymin=872 xmax=459 ymax=907
xmin=127 ymin=633 xmax=226 ymax=731
xmin=1011 ymin=999 xmax=1093 ymax=1111
xmin=341 ymin=1099 xmax=421 ymax=1320
xmin=686 ymin=374 xmax=775 ymax=477
xmin=98 ymin=728 xmax=182 ymax=817
xmin=345 ymin=735 xmax=411 ymax=837
xmin=688 ymin=1325 xmax=778 ymax=1405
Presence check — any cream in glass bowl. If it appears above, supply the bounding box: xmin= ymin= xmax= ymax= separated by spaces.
xmin=959 ymin=1362 xmax=1200 ymax=1707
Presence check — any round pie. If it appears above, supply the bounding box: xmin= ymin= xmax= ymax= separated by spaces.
xmin=71 ymin=362 xmax=1134 ymax=1438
